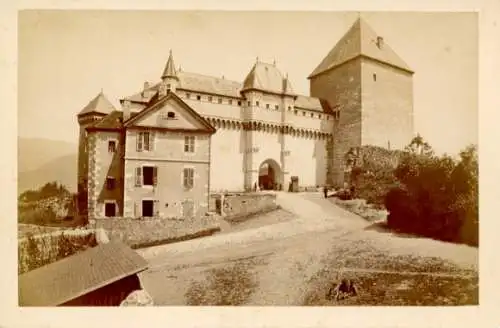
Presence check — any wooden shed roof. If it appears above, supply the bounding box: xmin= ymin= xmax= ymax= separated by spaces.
xmin=19 ymin=241 xmax=148 ymax=306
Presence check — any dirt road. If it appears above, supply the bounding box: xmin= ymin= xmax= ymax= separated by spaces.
xmin=138 ymin=192 xmax=478 ymax=305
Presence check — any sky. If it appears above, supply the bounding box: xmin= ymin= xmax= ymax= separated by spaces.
xmin=18 ymin=10 xmax=478 ymax=156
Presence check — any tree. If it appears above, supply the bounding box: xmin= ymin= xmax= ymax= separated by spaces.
xmin=405 ymin=133 xmax=434 ymax=157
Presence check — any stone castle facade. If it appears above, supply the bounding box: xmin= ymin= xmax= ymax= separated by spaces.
xmin=76 ymin=18 xmax=414 ymax=219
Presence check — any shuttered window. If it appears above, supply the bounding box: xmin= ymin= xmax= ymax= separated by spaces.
xmin=137 ymin=132 xmax=154 ymax=152
xmin=183 ymin=168 xmax=194 ymax=189
xmin=184 ymin=136 xmax=195 ymax=153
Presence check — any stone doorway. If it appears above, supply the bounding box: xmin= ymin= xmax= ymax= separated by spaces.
xmin=258 ymin=159 xmax=282 ymax=190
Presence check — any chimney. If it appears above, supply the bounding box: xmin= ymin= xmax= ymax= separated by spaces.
xmin=123 ymin=100 xmax=131 ymax=121
xmin=376 ymin=36 xmax=384 ymax=49
xmin=142 ymin=81 xmax=150 ymax=98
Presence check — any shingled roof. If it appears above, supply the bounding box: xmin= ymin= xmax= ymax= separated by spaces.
xmin=242 ymin=61 xmax=294 ymax=95
xmin=18 ymin=241 xmax=148 ymax=307
xmin=309 ymin=17 xmax=413 ymax=78
xmin=77 ymin=91 xmax=117 ymax=117
xmin=295 ymin=95 xmax=334 ymax=114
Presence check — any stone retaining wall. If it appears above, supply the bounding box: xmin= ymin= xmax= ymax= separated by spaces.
xmin=88 ymin=215 xmax=221 ymax=249
xmin=210 ymin=192 xmax=278 ymax=222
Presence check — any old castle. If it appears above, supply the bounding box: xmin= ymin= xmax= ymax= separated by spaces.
xmin=76 ymin=18 xmax=414 ymax=219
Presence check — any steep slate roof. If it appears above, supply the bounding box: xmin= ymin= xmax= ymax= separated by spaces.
xmin=124 ymin=91 xmax=216 ymax=134
xmin=295 ymin=95 xmax=334 ymax=114
xmin=123 ymin=71 xmax=243 ymax=104
xmin=85 ymin=111 xmax=139 ymax=131
xmin=178 ymin=71 xmax=242 ymax=98
xmin=309 ymin=18 xmax=413 ymax=78
xmin=77 ymin=91 xmax=117 ymax=117
xmin=18 ymin=241 xmax=148 ymax=306
xmin=242 ymin=61 xmax=294 ymax=95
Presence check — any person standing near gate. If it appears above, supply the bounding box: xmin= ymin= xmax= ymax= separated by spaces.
xmin=323 ymin=185 xmax=328 ymax=198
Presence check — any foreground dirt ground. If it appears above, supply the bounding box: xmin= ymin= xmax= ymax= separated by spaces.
xmin=138 ymin=192 xmax=478 ymax=305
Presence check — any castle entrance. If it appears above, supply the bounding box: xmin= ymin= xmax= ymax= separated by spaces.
xmin=258 ymin=159 xmax=282 ymax=190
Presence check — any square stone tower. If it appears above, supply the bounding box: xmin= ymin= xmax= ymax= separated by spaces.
xmin=308 ymin=17 xmax=414 ymax=186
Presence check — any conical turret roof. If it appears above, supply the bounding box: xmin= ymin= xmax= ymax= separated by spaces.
xmin=309 ymin=17 xmax=413 ymax=78
xmin=161 ymin=50 xmax=178 ymax=80
xmin=77 ymin=91 xmax=117 ymax=117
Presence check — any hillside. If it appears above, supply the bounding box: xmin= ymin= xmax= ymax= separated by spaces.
xmin=18 ymin=138 xmax=78 ymax=194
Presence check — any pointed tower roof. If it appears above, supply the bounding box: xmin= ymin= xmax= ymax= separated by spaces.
xmin=161 ymin=50 xmax=178 ymax=80
xmin=308 ymin=18 xmax=413 ymax=78
xmin=77 ymin=91 xmax=117 ymax=117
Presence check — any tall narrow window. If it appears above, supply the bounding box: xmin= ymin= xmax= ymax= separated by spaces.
xmin=142 ymin=166 xmax=156 ymax=186
xmin=266 ymin=104 xmax=270 ymax=109
xmin=197 ymin=95 xmax=201 ymax=100
xmin=108 ymin=140 xmax=116 ymax=153
xmin=183 ymin=168 xmax=194 ymax=189
xmin=256 ymin=101 xmax=260 ymax=107
xmin=186 ymin=93 xmax=191 ymax=99
xmin=184 ymin=135 xmax=195 ymax=153
xmin=228 ymin=99 xmax=233 ymax=105
xmin=373 ymin=73 xmax=377 ymax=81
xmin=208 ymin=96 xmax=213 ymax=102
xmin=137 ymin=132 xmax=152 ymax=151
xmin=275 ymin=105 xmax=279 ymax=110
xmin=218 ymin=98 xmax=222 ymax=104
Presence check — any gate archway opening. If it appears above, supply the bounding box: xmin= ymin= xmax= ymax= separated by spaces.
xmin=258 ymin=159 xmax=282 ymax=191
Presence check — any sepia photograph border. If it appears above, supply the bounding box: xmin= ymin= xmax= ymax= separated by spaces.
xmin=1 ymin=0 xmax=499 ymax=327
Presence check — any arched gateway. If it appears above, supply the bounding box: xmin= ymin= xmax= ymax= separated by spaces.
xmin=258 ymin=159 xmax=282 ymax=191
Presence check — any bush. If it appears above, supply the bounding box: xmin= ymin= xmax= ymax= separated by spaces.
xmin=384 ymin=142 xmax=478 ymax=245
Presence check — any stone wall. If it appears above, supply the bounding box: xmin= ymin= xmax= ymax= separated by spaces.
xmin=310 ymin=58 xmax=363 ymax=187
xmin=18 ymin=228 xmax=103 ymax=275
xmin=88 ymin=215 xmax=220 ymax=249
xmin=209 ymin=192 xmax=278 ymax=222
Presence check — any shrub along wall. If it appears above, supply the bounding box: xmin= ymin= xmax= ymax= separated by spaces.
xmin=18 ymin=229 xmax=100 ymax=275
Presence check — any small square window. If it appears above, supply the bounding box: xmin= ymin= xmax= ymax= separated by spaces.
xmin=302 ymin=112 xmax=306 ymax=116
xmin=310 ymin=113 xmax=314 ymax=118
xmin=167 ymin=111 xmax=176 ymax=119
xmin=229 ymin=99 xmax=233 ymax=105
xmin=275 ymin=105 xmax=279 ymax=110
xmin=186 ymin=93 xmax=191 ymax=99
xmin=238 ymin=101 xmax=242 ymax=106
xmin=197 ymin=95 xmax=201 ymax=100
xmin=108 ymin=140 xmax=116 ymax=153
xmin=294 ymin=110 xmax=298 ymax=115
xmin=208 ymin=96 xmax=213 ymax=102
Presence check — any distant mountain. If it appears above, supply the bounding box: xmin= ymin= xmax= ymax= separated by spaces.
xmin=18 ymin=138 xmax=78 ymax=194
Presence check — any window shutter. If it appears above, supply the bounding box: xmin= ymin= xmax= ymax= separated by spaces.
xmin=144 ymin=132 xmax=150 ymax=151
xmin=135 ymin=167 xmax=142 ymax=186
xmin=183 ymin=168 xmax=188 ymax=187
xmin=153 ymin=166 xmax=158 ymax=186
xmin=137 ymin=132 xmax=143 ymax=152
xmin=150 ymin=131 xmax=155 ymax=151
